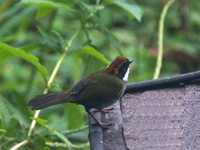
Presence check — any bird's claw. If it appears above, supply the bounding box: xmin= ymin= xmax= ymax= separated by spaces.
xmin=86 ymin=121 xmax=112 ymax=129
xmin=100 ymin=106 xmax=114 ymax=113
xmin=92 ymin=122 xmax=112 ymax=129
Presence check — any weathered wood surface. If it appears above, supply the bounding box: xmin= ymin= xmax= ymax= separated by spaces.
xmin=122 ymin=85 xmax=200 ymax=150
xmin=89 ymin=84 xmax=200 ymax=150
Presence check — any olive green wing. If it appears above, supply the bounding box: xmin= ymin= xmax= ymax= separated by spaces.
xmin=70 ymin=77 xmax=91 ymax=95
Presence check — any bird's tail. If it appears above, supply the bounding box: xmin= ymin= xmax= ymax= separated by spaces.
xmin=28 ymin=92 xmax=72 ymax=110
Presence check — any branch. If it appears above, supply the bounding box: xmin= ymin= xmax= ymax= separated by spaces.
xmin=126 ymin=70 xmax=200 ymax=93
xmin=10 ymin=140 xmax=29 ymax=150
xmin=102 ymin=101 xmax=128 ymax=150
xmin=88 ymin=110 xmax=104 ymax=150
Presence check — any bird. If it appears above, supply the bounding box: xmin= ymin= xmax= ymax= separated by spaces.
xmin=28 ymin=56 xmax=133 ymax=127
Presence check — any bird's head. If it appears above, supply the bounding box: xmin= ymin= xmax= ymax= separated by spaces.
xmin=105 ymin=56 xmax=133 ymax=81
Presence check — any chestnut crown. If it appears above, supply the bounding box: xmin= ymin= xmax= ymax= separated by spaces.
xmin=105 ymin=56 xmax=133 ymax=81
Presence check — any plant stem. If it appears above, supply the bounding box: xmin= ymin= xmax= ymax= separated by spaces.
xmin=10 ymin=3 xmax=102 ymax=148
xmin=9 ymin=28 xmax=81 ymax=150
xmin=153 ymin=0 xmax=175 ymax=79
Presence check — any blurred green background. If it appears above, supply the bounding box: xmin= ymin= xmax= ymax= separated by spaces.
xmin=0 ymin=0 xmax=199 ymax=149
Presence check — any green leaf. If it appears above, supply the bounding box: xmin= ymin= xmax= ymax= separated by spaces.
xmin=52 ymin=30 xmax=66 ymax=50
xmin=79 ymin=46 xmax=110 ymax=65
xmin=0 ymin=81 xmax=20 ymax=93
xmin=0 ymin=95 xmax=10 ymax=128
xmin=113 ymin=0 xmax=142 ymax=21
xmin=0 ymin=6 xmax=35 ymax=36
xmin=36 ymin=5 xmax=53 ymax=19
xmin=81 ymin=2 xmax=105 ymax=18
xmin=10 ymin=114 xmax=29 ymax=128
xmin=1 ymin=94 xmax=29 ymax=128
xmin=32 ymin=117 xmax=72 ymax=147
xmin=32 ymin=117 xmax=48 ymax=128
xmin=49 ymin=82 xmax=63 ymax=92
xmin=52 ymin=130 xmax=72 ymax=148
xmin=12 ymin=91 xmax=30 ymax=118
xmin=0 ymin=43 xmax=39 ymax=61
xmin=65 ymin=104 xmax=85 ymax=130
xmin=0 ymin=51 xmax=12 ymax=61
xmin=0 ymin=42 xmax=48 ymax=82
xmin=38 ymin=27 xmax=66 ymax=52
xmin=21 ymin=0 xmax=76 ymax=13
xmin=0 ymin=129 xmax=7 ymax=134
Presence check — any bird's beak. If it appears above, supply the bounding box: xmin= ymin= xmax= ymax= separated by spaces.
xmin=129 ymin=60 xmax=133 ymax=64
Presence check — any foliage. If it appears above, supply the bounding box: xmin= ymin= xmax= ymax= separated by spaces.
xmin=0 ymin=0 xmax=199 ymax=149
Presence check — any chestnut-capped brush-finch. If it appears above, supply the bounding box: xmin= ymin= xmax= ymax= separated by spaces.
xmin=28 ymin=56 xmax=133 ymax=127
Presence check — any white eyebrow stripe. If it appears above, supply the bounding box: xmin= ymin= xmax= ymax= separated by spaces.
xmin=123 ymin=68 xmax=130 ymax=81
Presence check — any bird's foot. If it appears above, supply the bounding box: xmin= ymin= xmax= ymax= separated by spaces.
xmin=85 ymin=122 xmax=111 ymax=129
xmin=86 ymin=108 xmax=112 ymax=129
xmin=90 ymin=121 xmax=112 ymax=129
xmin=100 ymin=106 xmax=114 ymax=113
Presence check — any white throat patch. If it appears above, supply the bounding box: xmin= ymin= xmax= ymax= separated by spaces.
xmin=123 ymin=68 xmax=130 ymax=81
